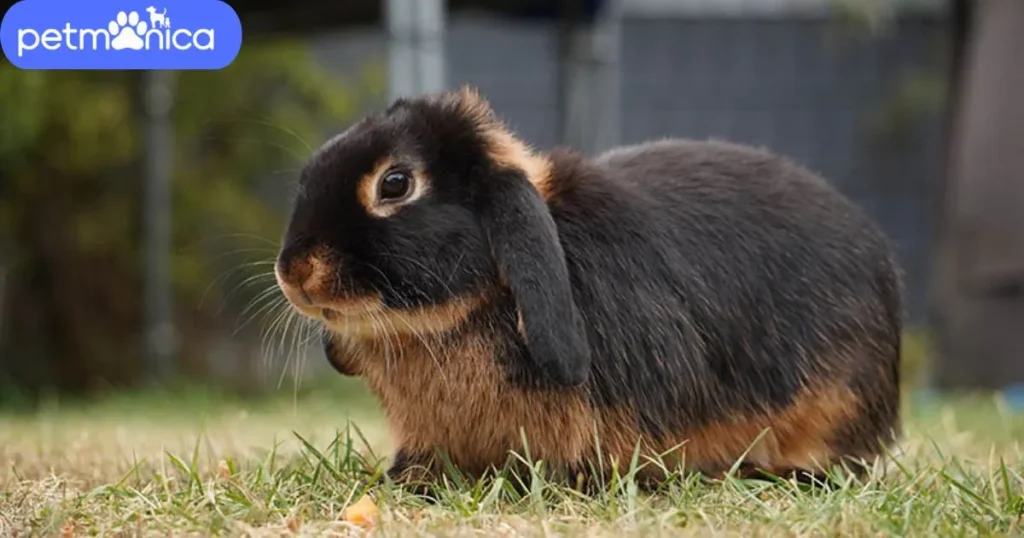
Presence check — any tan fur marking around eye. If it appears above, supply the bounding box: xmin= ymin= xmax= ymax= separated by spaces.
xmin=356 ymin=156 xmax=395 ymax=214
xmin=374 ymin=167 xmax=431 ymax=218
xmin=358 ymin=159 xmax=431 ymax=218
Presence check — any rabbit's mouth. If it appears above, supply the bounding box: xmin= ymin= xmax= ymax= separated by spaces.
xmin=315 ymin=300 xmax=384 ymax=321
xmin=282 ymin=290 xmax=384 ymax=323
xmin=311 ymin=292 xmax=491 ymax=341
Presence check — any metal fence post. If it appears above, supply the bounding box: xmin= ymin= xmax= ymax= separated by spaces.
xmin=387 ymin=0 xmax=446 ymax=101
xmin=558 ymin=0 xmax=622 ymax=155
xmin=143 ymin=69 xmax=177 ymax=382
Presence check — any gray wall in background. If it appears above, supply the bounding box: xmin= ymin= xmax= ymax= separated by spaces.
xmin=309 ymin=12 xmax=948 ymax=323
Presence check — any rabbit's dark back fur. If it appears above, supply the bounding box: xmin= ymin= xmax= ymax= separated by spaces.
xmin=277 ymin=87 xmax=902 ymax=484
xmin=542 ymin=141 xmax=902 ymax=471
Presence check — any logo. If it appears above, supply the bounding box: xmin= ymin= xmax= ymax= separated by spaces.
xmin=1 ymin=0 xmax=242 ymax=70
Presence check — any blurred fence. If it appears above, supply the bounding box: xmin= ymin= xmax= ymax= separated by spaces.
xmin=0 ymin=0 xmax=953 ymax=398
xmin=311 ymin=3 xmax=949 ymax=321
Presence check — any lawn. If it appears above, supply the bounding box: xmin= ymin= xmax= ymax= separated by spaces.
xmin=2 ymin=376 xmax=1023 ymax=537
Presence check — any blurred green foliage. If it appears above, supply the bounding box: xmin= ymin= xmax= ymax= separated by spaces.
xmin=828 ymin=0 xmax=950 ymax=147
xmin=901 ymin=327 xmax=931 ymax=389
xmin=0 ymin=41 xmax=379 ymax=400
xmin=843 ymin=0 xmax=946 ymax=146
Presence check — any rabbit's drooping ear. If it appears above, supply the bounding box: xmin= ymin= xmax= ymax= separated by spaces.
xmin=478 ymin=168 xmax=591 ymax=387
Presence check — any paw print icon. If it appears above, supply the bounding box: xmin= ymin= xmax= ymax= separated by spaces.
xmin=109 ymin=11 xmax=148 ymax=50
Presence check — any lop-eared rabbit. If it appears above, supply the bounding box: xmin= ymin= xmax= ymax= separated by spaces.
xmin=275 ymin=87 xmax=902 ymax=487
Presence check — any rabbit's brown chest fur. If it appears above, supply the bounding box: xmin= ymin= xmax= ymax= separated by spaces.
xmin=348 ymin=331 xmax=597 ymax=475
xmin=338 ymin=326 xmax=868 ymax=479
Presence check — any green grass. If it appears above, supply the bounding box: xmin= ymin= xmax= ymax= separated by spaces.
xmin=2 ymin=378 xmax=1023 ymax=536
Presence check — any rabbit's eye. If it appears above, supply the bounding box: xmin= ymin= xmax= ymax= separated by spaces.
xmin=379 ymin=171 xmax=412 ymax=201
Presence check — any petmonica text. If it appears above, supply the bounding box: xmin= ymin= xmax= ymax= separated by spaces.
xmin=1 ymin=0 xmax=242 ymax=69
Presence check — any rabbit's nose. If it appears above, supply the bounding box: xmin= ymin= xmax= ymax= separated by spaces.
xmin=277 ymin=256 xmax=311 ymax=288
xmin=275 ymin=265 xmax=312 ymax=308
xmin=275 ymin=249 xmax=319 ymax=306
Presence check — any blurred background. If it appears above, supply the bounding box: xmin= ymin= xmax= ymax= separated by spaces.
xmin=0 ymin=0 xmax=1020 ymax=408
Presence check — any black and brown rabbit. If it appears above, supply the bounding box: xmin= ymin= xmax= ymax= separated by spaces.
xmin=275 ymin=87 xmax=902 ymax=487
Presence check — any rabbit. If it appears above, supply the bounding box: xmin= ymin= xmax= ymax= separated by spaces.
xmin=274 ymin=86 xmax=903 ymax=488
